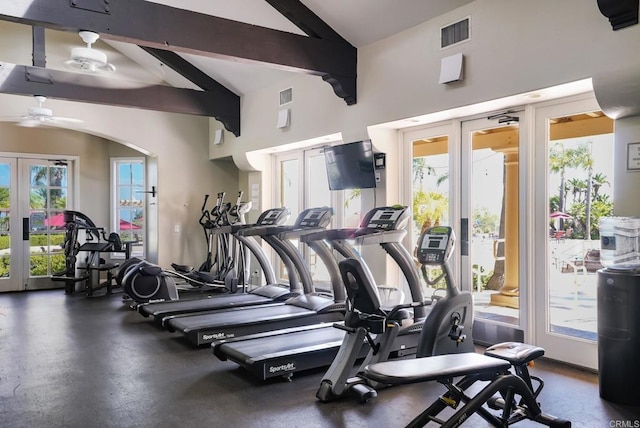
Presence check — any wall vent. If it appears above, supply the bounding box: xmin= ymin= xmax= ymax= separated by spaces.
xmin=279 ymin=87 xmax=293 ymax=106
xmin=441 ymin=17 xmax=470 ymax=49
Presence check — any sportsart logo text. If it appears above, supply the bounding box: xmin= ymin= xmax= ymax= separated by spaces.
xmin=268 ymin=362 xmax=296 ymax=373
xmin=202 ymin=332 xmax=230 ymax=341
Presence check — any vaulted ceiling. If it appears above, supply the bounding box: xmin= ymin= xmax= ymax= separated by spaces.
xmin=0 ymin=0 xmax=476 ymax=136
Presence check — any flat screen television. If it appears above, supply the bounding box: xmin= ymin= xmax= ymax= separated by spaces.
xmin=324 ymin=140 xmax=377 ymax=190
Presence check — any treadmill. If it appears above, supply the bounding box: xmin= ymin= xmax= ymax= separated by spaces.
xmin=212 ymin=206 xmax=430 ymax=380
xmin=164 ymin=206 xmax=346 ymax=346
xmin=137 ymin=207 xmax=293 ymax=326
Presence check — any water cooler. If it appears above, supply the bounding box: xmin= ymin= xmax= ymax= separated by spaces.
xmin=597 ymin=217 xmax=640 ymax=405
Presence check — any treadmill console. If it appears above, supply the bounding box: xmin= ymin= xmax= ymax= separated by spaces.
xmin=417 ymin=226 xmax=454 ymax=265
xmin=295 ymin=207 xmax=334 ymax=228
xmin=255 ymin=207 xmax=290 ymax=226
xmin=361 ymin=206 xmax=410 ymax=230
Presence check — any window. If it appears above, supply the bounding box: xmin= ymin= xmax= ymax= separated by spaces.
xmin=111 ymin=158 xmax=145 ymax=258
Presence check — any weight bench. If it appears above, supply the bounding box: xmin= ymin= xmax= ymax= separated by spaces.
xmin=364 ymin=342 xmax=571 ymax=427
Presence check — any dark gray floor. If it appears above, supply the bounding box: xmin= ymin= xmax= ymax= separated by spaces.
xmin=1 ymin=289 xmax=639 ymax=427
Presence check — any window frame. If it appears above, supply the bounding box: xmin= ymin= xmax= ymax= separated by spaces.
xmin=110 ymin=157 xmax=146 ymax=259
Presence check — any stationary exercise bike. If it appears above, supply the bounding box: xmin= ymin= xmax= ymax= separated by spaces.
xmin=316 ymin=226 xmax=474 ymax=403
xmin=321 ymin=226 xmax=570 ymax=426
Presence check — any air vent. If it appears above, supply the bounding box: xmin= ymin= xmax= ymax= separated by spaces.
xmin=441 ymin=17 xmax=470 ymax=49
xmin=279 ymin=87 xmax=293 ymax=106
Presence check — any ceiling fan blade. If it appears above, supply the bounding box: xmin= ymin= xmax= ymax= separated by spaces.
xmin=17 ymin=119 xmax=43 ymax=128
xmin=51 ymin=116 xmax=84 ymax=124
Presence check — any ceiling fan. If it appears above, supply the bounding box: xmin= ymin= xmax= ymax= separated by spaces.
xmin=12 ymin=96 xmax=83 ymax=128
xmin=65 ymin=31 xmax=116 ymax=73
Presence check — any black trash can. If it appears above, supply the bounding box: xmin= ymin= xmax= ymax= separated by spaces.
xmin=597 ymin=269 xmax=640 ymax=405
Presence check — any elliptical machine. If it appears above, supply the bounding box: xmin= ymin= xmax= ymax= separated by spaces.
xmin=173 ymin=191 xmax=252 ymax=291
xmin=316 ymin=225 xmax=474 ymax=403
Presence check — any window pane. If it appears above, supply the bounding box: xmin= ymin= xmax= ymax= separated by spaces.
xmin=0 ymin=211 xmax=9 ymax=232
xmin=412 ymin=151 xmax=450 ymax=247
xmin=132 ymin=187 xmax=144 ymax=207
xmin=308 ymin=154 xmax=331 ymax=208
xmin=49 ymin=166 xmax=67 ymax=187
xmin=132 ymin=163 xmax=144 ymax=186
xmin=113 ymin=159 xmax=145 ymax=259
xmin=30 ymin=211 xmax=47 ymax=233
xmin=119 ymin=208 xmax=132 ymax=224
xmin=29 ymin=254 xmax=48 ymax=276
xmin=30 ymin=165 xmax=48 ymax=186
xmin=50 ymin=188 xmax=67 ymax=210
xmin=547 ymin=122 xmax=614 ymax=341
xmin=281 ymin=159 xmax=299 ymax=225
xmin=30 ymin=188 xmax=46 ymax=209
xmin=343 ymin=190 xmax=362 ymax=228
xmin=0 ymin=163 xmax=10 ymax=187
xmin=0 ymin=188 xmax=9 ymax=209
xmin=119 ymin=163 xmax=132 ymax=185
xmin=119 ymin=186 xmax=132 ymax=203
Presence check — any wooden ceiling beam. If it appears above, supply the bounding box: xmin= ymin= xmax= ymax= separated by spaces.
xmin=0 ymin=61 xmax=227 ymax=119
xmin=0 ymin=0 xmax=357 ymax=105
xmin=265 ymin=0 xmax=357 ymax=104
xmin=141 ymin=47 xmax=240 ymax=136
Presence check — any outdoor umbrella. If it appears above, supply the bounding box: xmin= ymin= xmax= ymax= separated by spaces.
xmin=549 ymin=211 xmax=572 ymax=219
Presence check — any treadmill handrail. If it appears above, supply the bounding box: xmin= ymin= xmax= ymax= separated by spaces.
xmin=300 ymin=227 xmax=406 ymax=244
xmin=272 ymin=226 xmax=330 ymax=240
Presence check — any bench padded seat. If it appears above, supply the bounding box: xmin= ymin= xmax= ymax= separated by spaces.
xmin=364 ymin=352 xmax=510 ymax=385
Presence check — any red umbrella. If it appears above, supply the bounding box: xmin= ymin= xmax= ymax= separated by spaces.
xmin=119 ymin=219 xmax=141 ymax=230
xmin=44 ymin=214 xmax=140 ymax=230
xmin=43 ymin=213 xmax=65 ymax=227
xmin=549 ymin=211 xmax=572 ymax=219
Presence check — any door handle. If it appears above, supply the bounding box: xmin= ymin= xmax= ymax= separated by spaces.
xmin=460 ymin=218 xmax=469 ymax=256
xmin=23 ymin=217 xmax=30 ymax=241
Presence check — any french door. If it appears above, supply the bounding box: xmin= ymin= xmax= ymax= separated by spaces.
xmin=405 ymin=114 xmax=526 ymax=346
xmin=0 ymin=157 xmax=17 ymax=292
xmin=0 ymin=156 xmax=76 ymax=292
xmin=533 ymin=96 xmax=614 ymax=369
xmin=460 ymin=115 xmax=526 ymax=344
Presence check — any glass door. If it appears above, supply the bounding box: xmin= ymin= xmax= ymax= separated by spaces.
xmin=534 ymin=96 xmax=614 ymax=369
xmin=275 ymin=153 xmax=301 ymax=282
xmin=461 ymin=115 xmax=524 ymax=343
xmin=304 ymin=148 xmax=334 ymax=286
xmin=0 ymin=158 xmax=18 ymax=292
xmin=20 ymin=158 xmax=73 ymax=290
xmin=404 ymin=125 xmax=452 ymax=301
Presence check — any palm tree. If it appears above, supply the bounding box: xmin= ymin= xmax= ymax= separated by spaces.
xmin=573 ymin=143 xmax=594 ymax=240
xmin=591 ymin=172 xmax=610 ymax=199
xmin=549 ymin=143 xmax=593 ymax=229
xmin=566 ymin=178 xmax=586 ymax=204
xmin=413 ymin=157 xmax=448 ymax=188
xmin=413 ymin=190 xmax=448 ymax=228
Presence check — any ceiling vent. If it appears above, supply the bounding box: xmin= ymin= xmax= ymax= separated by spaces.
xmin=279 ymin=87 xmax=293 ymax=106
xmin=441 ymin=17 xmax=470 ymax=49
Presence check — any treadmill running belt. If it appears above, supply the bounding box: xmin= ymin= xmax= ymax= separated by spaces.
xmin=141 ymin=294 xmax=272 ymax=320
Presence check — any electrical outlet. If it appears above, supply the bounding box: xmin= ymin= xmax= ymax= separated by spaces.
xmin=174 ymin=224 xmax=180 ymax=233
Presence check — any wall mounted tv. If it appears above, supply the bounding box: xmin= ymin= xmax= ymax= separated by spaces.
xmin=324 ymin=140 xmax=377 ymax=190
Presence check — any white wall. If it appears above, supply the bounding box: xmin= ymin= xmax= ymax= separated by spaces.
xmin=613 ymin=116 xmax=640 ymax=215
xmin=211 ymin=0 xmax=640 ymax=164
